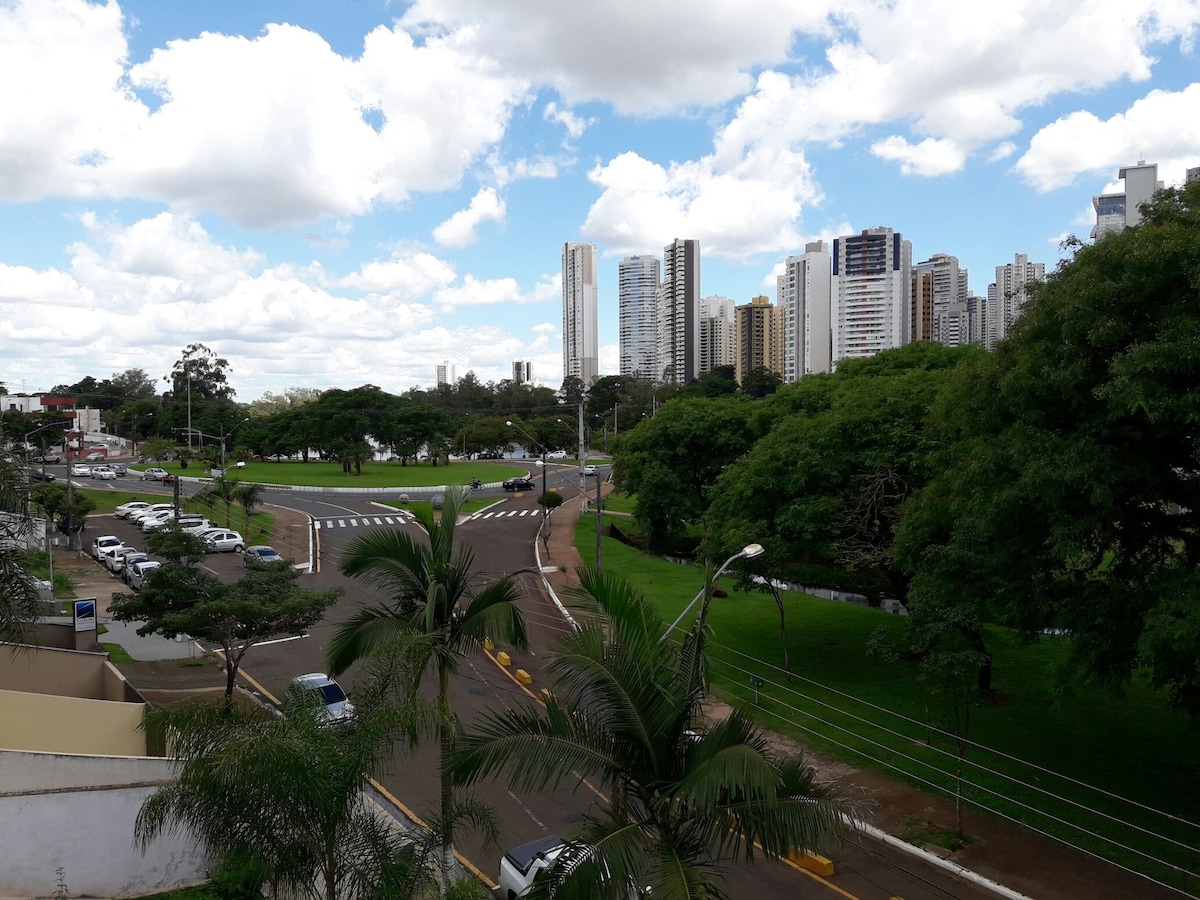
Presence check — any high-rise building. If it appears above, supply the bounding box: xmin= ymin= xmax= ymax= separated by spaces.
xmin=562 ymin=242 xmax=599 ymax=386
xmin=734 ymin=296 xmax=785 ymax=383
xmin=512 ymin=360 xmax=532 ymax=384
xmin=618 ymin=255 xmax=661 ymax=380
xmin=657 ymin=238 xmax=700 ymax=384
xmin=1092 ymin=161 xmax=1162 ymax=240
xmin=831 ymin=227 xmax=912 ymax=366
xmin=778 ymin=241 xmax=832 ymax=381
xmin=935 ymin=301 xmax=970 ymax=349
xmin=966 ymin=294 xmax=987 ymax=346
xmin=435 ymin=361 xmax=456 ymax=388
xmin=911 ymin=253 xmax=968 ymax=344
xmin=911 ymin=267 xmax=935 ymax=343
xmin=698 ymin=295 xmax=736 ymax=376
xmin=987 ymin=253 xmax=1046 ymax=348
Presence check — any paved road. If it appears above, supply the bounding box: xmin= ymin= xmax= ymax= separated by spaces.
xmin=87 ymin=465 xmax=997 ymax=900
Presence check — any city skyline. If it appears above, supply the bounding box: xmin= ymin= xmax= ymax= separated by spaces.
xmin=1 ymin=1 xmax=1199 ymax=400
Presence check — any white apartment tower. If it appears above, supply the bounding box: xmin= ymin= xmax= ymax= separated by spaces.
xmin=698 ymin=295 xmax=736 ymax=375
xmin=435 ymin=361 xmax=456 ymax=388
xmin=657 ymin=239 xmax=701 ymax=384
xmin=912 ymin=253 xmax=968 ymax=344
xmin=562 ymin=242 xmax=599 ymax=386
xmin=1092 ymin=161 xmax=1162 ymax=240
xmin=512 ymin=360 xmax=532 ymax=384
xmin=778 ymin=241 xmax=832 ymax=381
xmin=618 ymin=255 xmax=661 ymax=380
xmin=831 ymin=228 xmax=912 ymax=366
xmin=987 ymin=253 xmax=1046 ymax=348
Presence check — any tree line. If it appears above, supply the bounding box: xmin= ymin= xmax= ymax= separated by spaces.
xmin=615 ymin=180 xmax=1200 ymax=718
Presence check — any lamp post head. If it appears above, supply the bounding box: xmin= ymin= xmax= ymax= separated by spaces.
xmin=741 ymin=543 xmax=765 ymax=560
xmin=505 ymin=420 xmax=514 ymax=427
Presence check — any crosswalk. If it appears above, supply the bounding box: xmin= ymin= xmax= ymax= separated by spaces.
xmin=315 ymin=507 xmax=541 ymax=531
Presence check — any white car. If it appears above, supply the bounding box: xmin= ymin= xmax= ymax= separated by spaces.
xmin=128 ymin=560 xmax=161 ymax=590
xmin=287 ymin=673 xmax=355 ymax=727
xmin=205 ymin=530 xmax=245 ymax=553
xmin=547 ymin=450 xmax=568 ymax=459
xmin=90 ymin=466 xmax=117 ymax=480
xmin=584 ymin=465 xmax=599 ymax=476
xmin=91 ymin=535 xmax=124 ymax=563
xmin=130 ymin=504 xmax=175 ymax=524
xmin=84 ymin=450 xmax=107 ymax=462
xmin=104 ymin=546 xmax=142 ymax=574
xmin=69 ymin=463 xmax=91 ymax=477
xmin=499 ymin=835 xmax=565 ymax=899
xmin=141 ymin=511 xmax=180 ymax=531
xmin=178 ymin=517 xmax=212 ymax=534
xmin=115 ymin=501 xmax=152 ymax=519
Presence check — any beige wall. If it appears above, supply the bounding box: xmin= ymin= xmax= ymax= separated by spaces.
xmin=0 ymin=689 xmax=146 ymax=756
xmin=0 ymin=643 xmax=122 ymax=699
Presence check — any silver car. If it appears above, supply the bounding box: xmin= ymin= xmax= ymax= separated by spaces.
xmin=128 ymin=560 xmax=161 ymax=590
xmin=204 ymin=530 xmax=245 ymax=553
xmin=287 ymin=673 xmax=355 ymax=727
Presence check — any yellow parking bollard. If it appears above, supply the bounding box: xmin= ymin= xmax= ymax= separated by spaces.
xmin=496 ymin=651 xmax=512 ymax=666
xmin=515 ymin=669 xmax=533 ymax=685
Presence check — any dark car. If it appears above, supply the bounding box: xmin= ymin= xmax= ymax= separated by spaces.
xmin=503 ymin=477 xmax=535 ymax=492
xmin=30 ymin=469 xmax=56 ymax=482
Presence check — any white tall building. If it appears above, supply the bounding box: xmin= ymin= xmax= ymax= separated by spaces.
xmin=697 ymin=295 xmax=736 ymax=375
xmin=831 ymin=228 xmax=911 ymax=366
xmin=1092 ymin=161 xmax=1162 ymax=240
xmin=913 ymin=253 xmax=968 ymax=343
xmin=778 ymin=241 xmax=832 ymax=381
xmin=987 ymin=253 xmax=1046 ymax=348
xmin=618 ymin=255 xmax=661 ymax=380
xmin=512 ymin=360 xmax=532 ymax=384
xmin=657 ymin=238 xmax=700 ymax=384
xmin=435 ymin=361 xmax=456 ymax=388
xmin=562 ymin=242 xmax=599 ymax=386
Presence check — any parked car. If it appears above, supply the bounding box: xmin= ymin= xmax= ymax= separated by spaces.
xmin=40 ymin=453 xmax=62 ymax=464
xmin=129 ymin=503 xmax=175 ymax=524
xmin=29 ymin=469 xmax=56 ymax=482
xmin=498 ymin=835 xmax=565 ymax=899
xmin=91 ymin=535 xmax=124 ymax=562
xmin=178 ymin=517 xmax=212 ymax=534
xmin=205 ymin=530 xmax=245 ymax=553
xmin=141 ymin=511 xmax=180 ymax=532
xmin=90 ymin=465 xmax=117 ymax=480
xmin=84 ymin=450 xmax=107 ymax=462
xmin=286 ymin=673 xmax=355 ymax=727
xmin=584 ymin=465 xmax=599 ymax=476
xmin=141 ymin=467 xmax=170 ymax=481
xmin=128 ymin=560 xmax=161 ymax=590
xmin=69 ymin=463 xmax=91 ymax=477
xmin=104 ymin=546 xmax=143 ymax=574
xmin=503 ymin=476 xmax=536 ymax=492
xmin=109 ymin=463 xmax=127 ymax=476
xmin=115 ymin=501 xmax=152 ymax=518
xmin=121 ymin=553 xmax=150 ymax=582
xmin=243 ymin=545 xmax=283 ymax=566
xmin=547 ymin=450 xmax=568 ymax=459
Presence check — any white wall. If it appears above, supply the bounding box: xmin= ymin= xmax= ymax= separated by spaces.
xmin=0 ymin=750 xmax=209 ymax=899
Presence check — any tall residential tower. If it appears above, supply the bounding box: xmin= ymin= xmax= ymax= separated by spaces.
xmin=562 ymin=242 xmax=599 ymax=386
xmin=618 ymin=255 xmax=661 ymax=380
xmin=778 ymin=241 xmax=832 ymax=381
xmin=831 ymin=228 xmax=911 ymax=366
xmin=657 ymin=238 xmax=700 ymax=384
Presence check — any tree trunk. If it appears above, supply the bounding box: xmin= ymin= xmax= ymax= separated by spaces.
xmin=964 ymin=628 xmax=993 ymax=695
xmin=770 ymin=583 xmax=791 ymax=678
xmin=438 ymin=662 xmax=456 ymax=881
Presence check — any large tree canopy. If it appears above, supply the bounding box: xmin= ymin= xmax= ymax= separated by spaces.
xmin=898 ymin=182 xmax=1200 ymax=715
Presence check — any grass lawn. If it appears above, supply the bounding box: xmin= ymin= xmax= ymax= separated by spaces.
xmin=136 ymin=459 xmax=530 ymax=488
xmin=573 ymin=518 xmax=1200 ymax=889
xmin=101 ymin=642 xmax=134 ymax=663
xmin=601 ymin=490 xmax=636 ymax=514
xmin=77 ymin=488 xmax=275 ymax=542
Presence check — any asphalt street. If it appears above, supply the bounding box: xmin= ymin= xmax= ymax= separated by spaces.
xmin=78 ymin=461 xmax=997 ymax=900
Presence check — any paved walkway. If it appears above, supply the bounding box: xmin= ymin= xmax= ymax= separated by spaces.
xmin=534 ymin=494 xmax=1183 ymax=900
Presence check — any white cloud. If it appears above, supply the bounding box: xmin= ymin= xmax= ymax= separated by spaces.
xmin=1015 ymin=83 xmax=1200 ymax=190
xmin=870 ymin=136 xmax=966 ymax=177
xmin=489 ymin=154 xmax=561 ymax=188
xmin=335 ymin=252 xmax=458 ymax=297
xmin=432 ymin=187 xmax=507 ymax=246
xmin=433 ymin=272 xmax=558 ymax=309
xmin=544 ymin=101 xmax=594 ymax=142
xmin=400 ymin=0 xmax=835 ymax=115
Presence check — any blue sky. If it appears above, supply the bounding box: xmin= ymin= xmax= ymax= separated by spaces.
xmin=1 ymin=0 xmax=1198 ymax=402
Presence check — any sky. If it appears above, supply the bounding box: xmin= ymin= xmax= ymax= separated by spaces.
xmin=1 ymin=0 xmax=1198 ymax=404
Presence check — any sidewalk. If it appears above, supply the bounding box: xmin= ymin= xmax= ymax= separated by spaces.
xmin=535 ymin=494 xmax=1182 ymax=900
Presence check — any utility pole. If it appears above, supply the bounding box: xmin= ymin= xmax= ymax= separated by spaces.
xmin=577 ymin=401 xmax=585 ymax=482
xmin=594 ymin=466 xmax=603 ymax=571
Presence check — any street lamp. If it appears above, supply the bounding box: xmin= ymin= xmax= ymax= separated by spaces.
xmin=660 ymin=543 xmax=764 ymax=641
xmin=505 ymin=420 xmax=548 ymax=519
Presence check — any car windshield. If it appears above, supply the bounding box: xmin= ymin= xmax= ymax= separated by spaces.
xmin=317 ymin=682 xmax=347 ymax=704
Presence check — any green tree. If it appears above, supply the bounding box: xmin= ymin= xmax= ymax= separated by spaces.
xmin=326 ymin=486 xmax=528 ymax=878
xmin=111 ymin=550 xmax=340 ymax=706
xmin=613 ymin=396 xmax=755 ymax=551
xmin=451 ymin=567 xmax=858 ymax=898
xmin=0 ymin=457 xmax=43 ymax=643
xmin=899 ymin=181 xmax=1200 ymax=715
xmin=135 ymin=690 xmax=437 ymax=900
xmin=197 ymin=474 xmax=241 ymax=527
xmin=740 ymin=365 xmax=783 ymax=399
xmin=236 ymin=481 xmax=265 ymax=519
xmin=167 ymin=342 xmax=236 ymax=402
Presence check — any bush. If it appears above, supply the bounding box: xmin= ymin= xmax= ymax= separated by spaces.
xmin=537 ymin=491 xmax=564 ymax=509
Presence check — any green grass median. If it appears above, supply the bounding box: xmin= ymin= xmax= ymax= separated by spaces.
xmin=573 ymin=516 xmax=1200 ymax=890
xmin=136 ymin=460 xmax=530 ymax=488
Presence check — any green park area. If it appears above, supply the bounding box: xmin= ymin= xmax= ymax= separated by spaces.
xmin=572 ymin=515 xmax=1200 ymax=888
xmin=138 ymin=459 xmax=531 ymax=488
xmin=379 ymin=497 xmax=497 ymax=518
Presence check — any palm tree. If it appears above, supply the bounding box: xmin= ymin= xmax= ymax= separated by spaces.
xmin=197 ymin=474 xmax=239 ymax=527
xmin=236 ymin=480 xmax=265 ymax=518
xmin=327 ymin=486 xmax=529 ymax=879
xmin=451 ymin=567 xmax=862 ymax=899
xmin=0 ymin=456 xmax=42 ymax=643
xmin=135 ymin=683 xmax=438 ymax=900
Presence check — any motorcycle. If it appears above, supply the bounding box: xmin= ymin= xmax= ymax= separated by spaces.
xmin=469 ymin=477 xmax=482 ymax=490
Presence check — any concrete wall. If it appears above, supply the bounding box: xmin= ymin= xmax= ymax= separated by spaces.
xmin=0 ymin=690 xmax=146 ymax=756
xmin=1 ymin=644 xmax=126 ymax=700
xmin=0 ymin=750 xmax=208 ymax=899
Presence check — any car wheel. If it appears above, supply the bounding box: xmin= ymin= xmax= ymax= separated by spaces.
xmin=233 ymin=544 xmax=244 ymax=553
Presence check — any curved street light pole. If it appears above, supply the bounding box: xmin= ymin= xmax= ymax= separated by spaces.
xmin=660 ymin=542 xmax=765 ymax=642
xmin=505 ymin=420 xmax=547 ymax=520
